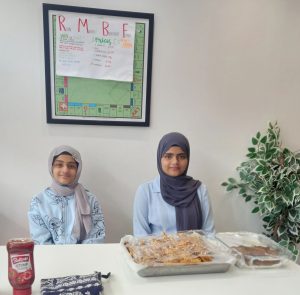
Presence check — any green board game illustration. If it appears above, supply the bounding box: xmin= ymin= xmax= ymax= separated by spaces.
xmin=54 ymin=22 xmax=145 ymax=119
xmin=43 ymin=4 xmax=153 ymax=126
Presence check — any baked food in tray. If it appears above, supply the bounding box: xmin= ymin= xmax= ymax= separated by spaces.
xmin=120 ymin=231 xmax=235 ymax=277
xmin=216 ymin=232 xmax=292 ymax=268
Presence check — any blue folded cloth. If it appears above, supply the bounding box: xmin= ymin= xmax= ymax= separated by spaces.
xmin=41 ymin=271 xmax=111 ymax=295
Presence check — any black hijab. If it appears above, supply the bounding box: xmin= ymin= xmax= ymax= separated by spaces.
xmin=157 ymin=132 xmax=202 ymax=231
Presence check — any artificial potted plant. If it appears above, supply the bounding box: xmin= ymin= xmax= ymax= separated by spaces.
xmin=222 ymin=122 xmax=300 ymax=260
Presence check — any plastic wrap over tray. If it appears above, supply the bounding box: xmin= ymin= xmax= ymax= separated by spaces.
xmin=216 ymin=232 xmax=293 ymax=269
xmin=120 ymin=231 xmax=235 ymax=277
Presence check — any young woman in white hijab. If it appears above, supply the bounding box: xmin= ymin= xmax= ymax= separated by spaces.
xmin=28 ymin=145 xmax=105 ymax=244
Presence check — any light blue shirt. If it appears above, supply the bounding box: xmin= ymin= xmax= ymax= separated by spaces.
xmin=133 ymin=176 xmax=215 ymax=237
xmin=28 ymin=188 xmax=105 ymax=244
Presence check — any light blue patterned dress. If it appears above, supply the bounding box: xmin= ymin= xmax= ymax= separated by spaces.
xmin=28 ymin=187 xmax=105 ymax=244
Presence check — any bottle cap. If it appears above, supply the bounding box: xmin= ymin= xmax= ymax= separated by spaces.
xmin=13 ymin=287 xmax=31 ymax=295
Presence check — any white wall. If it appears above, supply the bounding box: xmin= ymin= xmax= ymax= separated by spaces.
xmin=1 ymin=0 xmax=300 ymax=244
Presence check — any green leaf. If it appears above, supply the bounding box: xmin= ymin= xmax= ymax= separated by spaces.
xmin=226 ymin=184 xmax=236 ymax=191
xmin=291 ymin=248 xmax=299 ymax=259
xmin=265 ymin=201 xmax=273 ymax=211
xmin=260 ymin=135 xmax=267 ymax=144
xmin=256 ymin=132 xmax=261 ymax=139
xmin=239 ymin=171 xmax=247 ymax=179
xmin=245 ymin=195 xmax=252 ymax=202
xmin=221 ymin=182 xmax=228 ymax=186
xmin=239 ymin=187 xmax=246 ymax=194
xmin=257 ymin=159 xmax=267 ymax=166
xmin=248 ymin=147 xmax=256 ymax=153
xmin=288 ymin=225 xmax=298 ymax=236
xmin=291 ymin=252 xmax=298 ymax=261
xmin=251 ymin=207 xmax=260 ymax=213
xmin=258 ymin=195 xmax=267 ymax=204
xmin=279 ymin=233 xmax=289 ymax=243
xmin=246 ymin=152 xmax=256 ymax=159
xmin=228 ymin=178 xmax=236 ymax=184
xmin=288 ymin=210 xmax=297 ymax=222
xmin=282 ymin=193 xmax=293 ymax=205
xmin=255 ymin=165 xmax=264 ymax=172
xmin=268 ymin=140 xmax=274 ymax=149
xmin=278 ymin=240 xmax=289 ymax=248
xmin=252 ymin=137 xmax=258 ymax=145
xmin=273 ymin=205 xmax=282 ymax=215
xmin=277 ymin=225 xmax=286 ymax=237
xmin=265 ymin=152 xmax=273 ymax=161
xmin=288 ymin=243 xmax=296 ymax=253
xmin=262 ymin=216 xmax=271 ymax=223
xmin=269 ymin=129 xmax=276 ymax=139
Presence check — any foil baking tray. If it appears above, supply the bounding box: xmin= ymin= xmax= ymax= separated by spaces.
xmin=216 ymin=232 xmax=292 ymax=269
xmin=120 ymin=231 xmax=235 ymax=277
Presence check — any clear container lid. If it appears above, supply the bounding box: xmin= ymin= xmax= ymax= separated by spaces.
xmin=124 ymin=231 xmax=217 ymax=266
xmin=120 ymin=231 xmax=236 ymax=276
xmin=216 ymin=232 xmax=293 ymax=268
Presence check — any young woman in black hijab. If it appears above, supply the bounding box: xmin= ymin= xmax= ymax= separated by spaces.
xmin=133 ymin=132 xmax=215 ymax=236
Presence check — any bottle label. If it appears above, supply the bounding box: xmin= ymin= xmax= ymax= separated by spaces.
xmin=10 ymin=254 xmax=32 ymax=273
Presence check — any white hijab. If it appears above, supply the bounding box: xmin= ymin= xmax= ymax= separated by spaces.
xmin=48 ymin=145 xmax=92 ymax=242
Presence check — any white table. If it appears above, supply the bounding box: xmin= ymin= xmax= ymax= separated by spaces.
xmin=1 ymin=243 xmax=299 ymax=295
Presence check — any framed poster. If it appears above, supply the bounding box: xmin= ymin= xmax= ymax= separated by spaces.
xmin=43 ymin=3 xmax=154 ymax=126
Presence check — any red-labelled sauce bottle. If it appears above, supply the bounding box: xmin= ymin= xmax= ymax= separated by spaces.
xmin=7 ymin=238 xmax=35 ymax=295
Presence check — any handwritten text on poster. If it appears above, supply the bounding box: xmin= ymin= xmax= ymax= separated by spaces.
xmin=56 ymin=13 xmax=135 ymax=82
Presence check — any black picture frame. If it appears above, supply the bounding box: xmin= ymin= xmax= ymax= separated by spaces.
xmin=43 ymin=3 xmax=154 ymax=126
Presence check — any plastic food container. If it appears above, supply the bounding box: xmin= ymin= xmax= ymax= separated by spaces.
xmin=120 ymin=231 xmax=235 ymax=277
xmin=216 ymin=232 xmax=292 ymax=269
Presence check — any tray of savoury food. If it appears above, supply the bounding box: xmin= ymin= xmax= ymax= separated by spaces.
xmin=120 ymin=231 xmax=235 ymax=277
